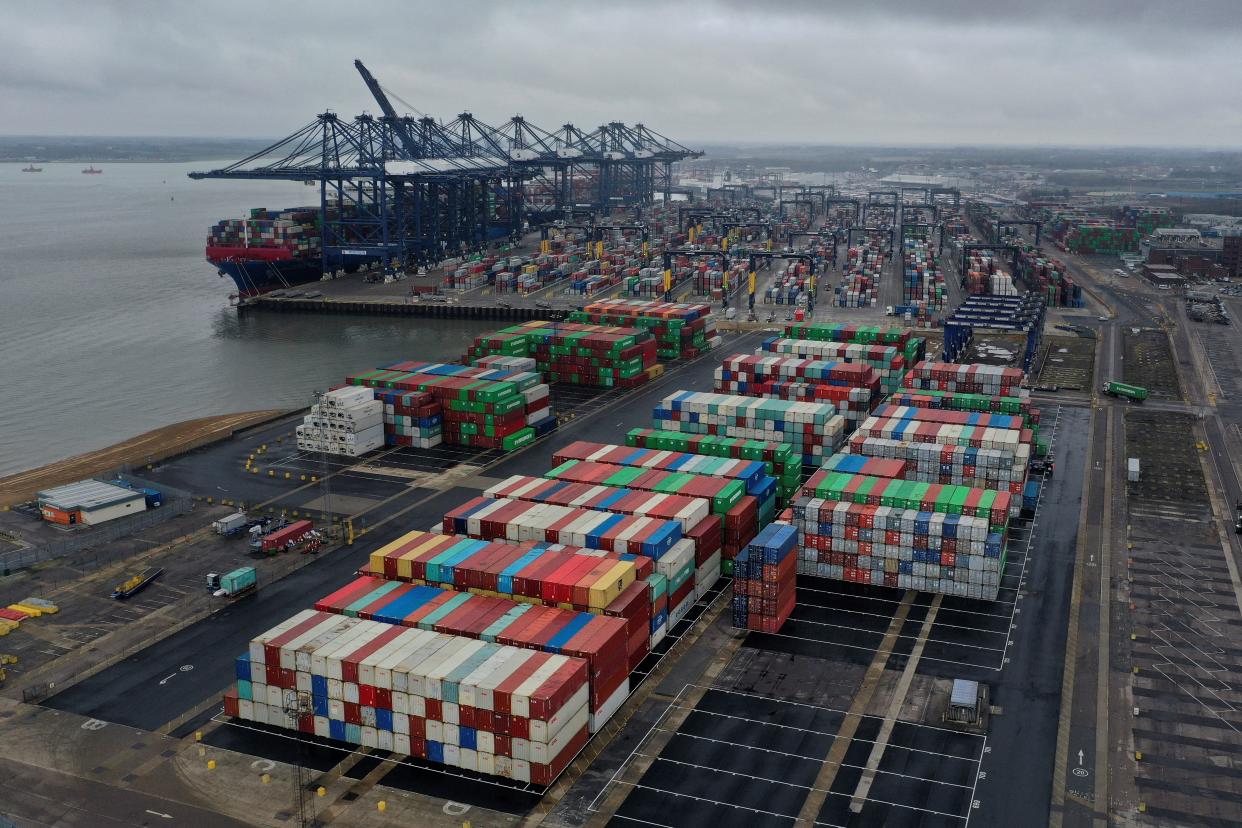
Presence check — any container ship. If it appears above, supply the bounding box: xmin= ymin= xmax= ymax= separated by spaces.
xmin=206 ymin=205 xmax=332 ymax=296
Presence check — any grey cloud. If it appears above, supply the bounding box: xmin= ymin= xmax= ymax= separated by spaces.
xmin=0 ymin=0 xmax=1238 ymax=147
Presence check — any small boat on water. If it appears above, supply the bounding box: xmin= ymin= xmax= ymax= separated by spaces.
xmin=21 ymin=164 xmax=42 ymax=172
xmin=82 ymin=165 xmax=102 ymax=174
xmin=111 ymin=566 xmax=163 ymax=600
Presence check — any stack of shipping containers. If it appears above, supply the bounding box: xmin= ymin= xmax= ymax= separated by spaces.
xmin=348 ymin=362 xmax=552 ymax=451
xmin=834 ymin=242 xmax=882 ymax=308
xmin=569 ymin=299 xmax=718 ymax=360
xmin=761 ymin=337 xmax=909 ymax=394
xmin=652 ymin=392 xmax=847 ymax=467
xmin=901 ymin=235 xmax=946 ymax=313
xmin=466 ymin=321 xmax=659 ymax=388
xmin=623 ymin=428 xmax=803 ymax=507
xmin=712 ymin=354 xmax=881 ymax=431
xmin=295 ymin=386 xmax=386 ymax=457
xmin=225 ymin=302 xmax=1056 ymax=782
xmin=789 ymin=359 xmax=1038 ymax=601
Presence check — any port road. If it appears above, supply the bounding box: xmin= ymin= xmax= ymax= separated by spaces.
xmin=1048 ymin=250 xmax=1242 ymax=826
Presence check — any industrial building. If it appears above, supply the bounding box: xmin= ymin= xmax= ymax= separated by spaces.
xmin=1223 ymin=234 xmax=1242 ymax=277
xmin=1140 ymin=262 xmax=1187 ymax=288
xmin=37 ymin=479 xmax=148 ymax=526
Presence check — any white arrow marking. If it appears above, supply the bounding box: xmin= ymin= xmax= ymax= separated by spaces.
xmin=144 ymin=810 xmax=173 ymax=819
xmin=1077 ymin=749 xmax=1085 ymax=766
xmin=158 ymin=673 xmax=177 ymax=686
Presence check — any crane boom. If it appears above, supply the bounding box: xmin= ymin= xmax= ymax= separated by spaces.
xmin=354 ymin=59 xmax=422 ymax=159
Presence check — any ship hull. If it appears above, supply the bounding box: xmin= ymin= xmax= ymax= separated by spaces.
xmin=212 ymin=258 xmax=325 ymax=296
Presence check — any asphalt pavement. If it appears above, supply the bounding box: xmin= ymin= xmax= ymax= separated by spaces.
xmin=0 ymin=755 xmax=254 ymax=828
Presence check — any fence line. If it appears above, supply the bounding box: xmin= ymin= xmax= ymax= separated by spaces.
xmin=0 ymin=498 xmax=193 ymax=573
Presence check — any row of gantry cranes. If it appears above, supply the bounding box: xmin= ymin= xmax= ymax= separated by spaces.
xmin=190 ymin=61 xmax=707 ymax=275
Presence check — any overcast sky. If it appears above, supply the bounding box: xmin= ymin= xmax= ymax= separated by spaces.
xmin=2 ymin=0 xmax=1239 ymax=147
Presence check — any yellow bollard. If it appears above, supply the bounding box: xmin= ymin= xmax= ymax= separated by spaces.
xmin=1138 ymin=802 xmax=1147 ymax=813
xmin=195 ymin=731 xmax=203 ymax=742
xmin=1132 ymin=666 xmax=1140 ymax=674
xmin=377 ymin=800 xmax=387 ymax=812
xmin=284 ymin=472 xmax=291 ymax=480
xmin=311 ymin=475 xmax=318 ymax=483
xmin=1135 ymin=751 xmax=1142 ymax=761
xmin=207 ymin=759 xmax=217 ymax=770
xmin=261 ymin=773 xmax=271 ymax=784
xmin=206 ymin=497 xmax=213 ymax=504
xmin=317 ymin=786 xmax=327 ymax=798
xmin=268 ymin=470 xmax=275 ymax=477
xmin=300 ymin=475 xmax=307 ymax=482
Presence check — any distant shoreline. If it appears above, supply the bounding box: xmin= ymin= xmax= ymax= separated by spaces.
xmin=1 ymin=158 xmax=259 ymax=165
xmin=0 ymin=410 xmax=294 ymax=507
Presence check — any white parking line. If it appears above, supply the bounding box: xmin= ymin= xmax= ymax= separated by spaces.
xmin=794 ymin=597 xmax=1012 ymax=637
xmin=754 ymin=627 xmax=1004 ymax=670
xmin=785 ymin=612 xmax=1008 ymax=653
xmin=657 ymin=724 xmax=976 ymax=786
xmin=633 ymin=754 xmax=973 ymax=822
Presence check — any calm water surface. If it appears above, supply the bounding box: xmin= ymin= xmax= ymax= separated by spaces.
xmin=0 ymin=162 xmax=494 ymax=475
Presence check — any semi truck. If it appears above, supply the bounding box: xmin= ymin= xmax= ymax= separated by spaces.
xmin=1102 ymin=380 xmax=1148 ymax=402
xmin=212 ymin=512 xmax=248 ymax=536
xmin=208 ymin=566 xmax=257 ymax=598
xmin=259 ymin=520 xmax=317 ymax=554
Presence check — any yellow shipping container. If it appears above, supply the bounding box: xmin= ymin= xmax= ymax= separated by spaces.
xmin=588 ymin=561 xmax=635 ymax=609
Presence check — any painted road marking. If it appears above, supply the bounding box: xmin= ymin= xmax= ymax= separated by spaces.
xmin=144 ymin=809 xmax=173 ymax=819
